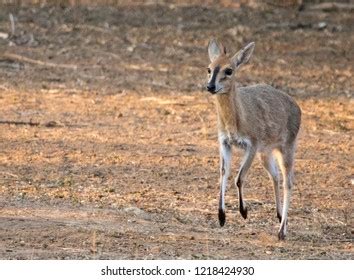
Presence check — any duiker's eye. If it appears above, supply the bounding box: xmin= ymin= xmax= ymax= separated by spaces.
xmin=225 ymin=68 xmax=233 ymax=76
xmin=207 ymin=68 xmax=211 ymax=74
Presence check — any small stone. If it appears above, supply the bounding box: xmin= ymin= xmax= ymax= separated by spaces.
xmin=0 ymin=32 xmax=9 ymax=39
xmin=318 ymin=22 xmax=327 ymax=30
xmin=127 ymin=46 xmax=135 ymax=52
xmin=124 ymin=207 xmax=144 ymax=215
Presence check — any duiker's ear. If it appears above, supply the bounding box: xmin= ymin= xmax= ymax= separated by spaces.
xmin=208 ymin=39 xmax=226 ymax=62
xmin=231 ymin=42 xmax=255 ymax=69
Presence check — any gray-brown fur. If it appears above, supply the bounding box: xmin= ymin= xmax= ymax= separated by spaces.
xmin=206 ymin=39 xmax=301 ymax=240
xmin=228 ymin=84 xmax=301 ymax=148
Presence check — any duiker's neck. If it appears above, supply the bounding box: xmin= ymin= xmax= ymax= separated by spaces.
xmin=215 ymin=83 xmax=242 ymax=133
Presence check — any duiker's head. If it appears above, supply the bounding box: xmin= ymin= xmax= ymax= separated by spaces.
xmin=206 ymin=39 xmax=255 ymax=94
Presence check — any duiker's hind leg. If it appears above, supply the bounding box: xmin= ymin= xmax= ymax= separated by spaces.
xmin=235 ymin=147 xmax=256 ymax=219
xmin=274 ymin=148 xmax=295 ymax=240
xmin=260 ymin=153 xmax=282 ymax=222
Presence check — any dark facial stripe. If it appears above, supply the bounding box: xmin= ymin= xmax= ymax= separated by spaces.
xmin=209 ymin=66 xmax=220 ymax=87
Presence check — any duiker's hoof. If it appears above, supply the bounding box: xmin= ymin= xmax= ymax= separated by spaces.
xmin=240 ymin=206 xmax=248 ymax=219
xmin=218 ymin=209 xmax=226 ymax=227
xmin=278 ymin=230 xmax=286 ymax=240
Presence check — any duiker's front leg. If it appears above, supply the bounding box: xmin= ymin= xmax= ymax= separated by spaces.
xmin=218 ymin=138 xmax=232 ymax=226
xmin=235 ymin=146 xmax=256 ymax=219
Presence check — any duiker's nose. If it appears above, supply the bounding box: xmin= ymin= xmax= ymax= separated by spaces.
xmin=207 ymin=84 xmax=216 ymax=93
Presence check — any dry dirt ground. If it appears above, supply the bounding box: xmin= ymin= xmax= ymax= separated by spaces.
xmin=0 ymin=2 xmax=353 ymax=259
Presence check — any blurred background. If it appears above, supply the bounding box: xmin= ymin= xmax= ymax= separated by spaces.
xmin=0 ymin=0 xmax=352 ymax=259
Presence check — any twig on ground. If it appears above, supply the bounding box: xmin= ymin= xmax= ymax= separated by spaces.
xmin=265 ymin=0 xmax=302 ymax=8
xmin=308 ymin=3 xmax=354 ymax=12
xmin=9 ymin=13 xmax=15 ymax=37
xmin=2 ymin=52 xmax=78 ymax=70
xmin=0 ymin=120 xmax=40 ymax=126
xmin=0 ymin=172 xmax=18 ymax=178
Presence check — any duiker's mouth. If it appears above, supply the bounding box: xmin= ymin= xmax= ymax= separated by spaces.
xmin=206 ymin=86 xmax=222 ymax=94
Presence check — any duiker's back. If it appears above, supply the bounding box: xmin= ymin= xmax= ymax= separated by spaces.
xmin=236 ymin=84 xmax=301 ymax=147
